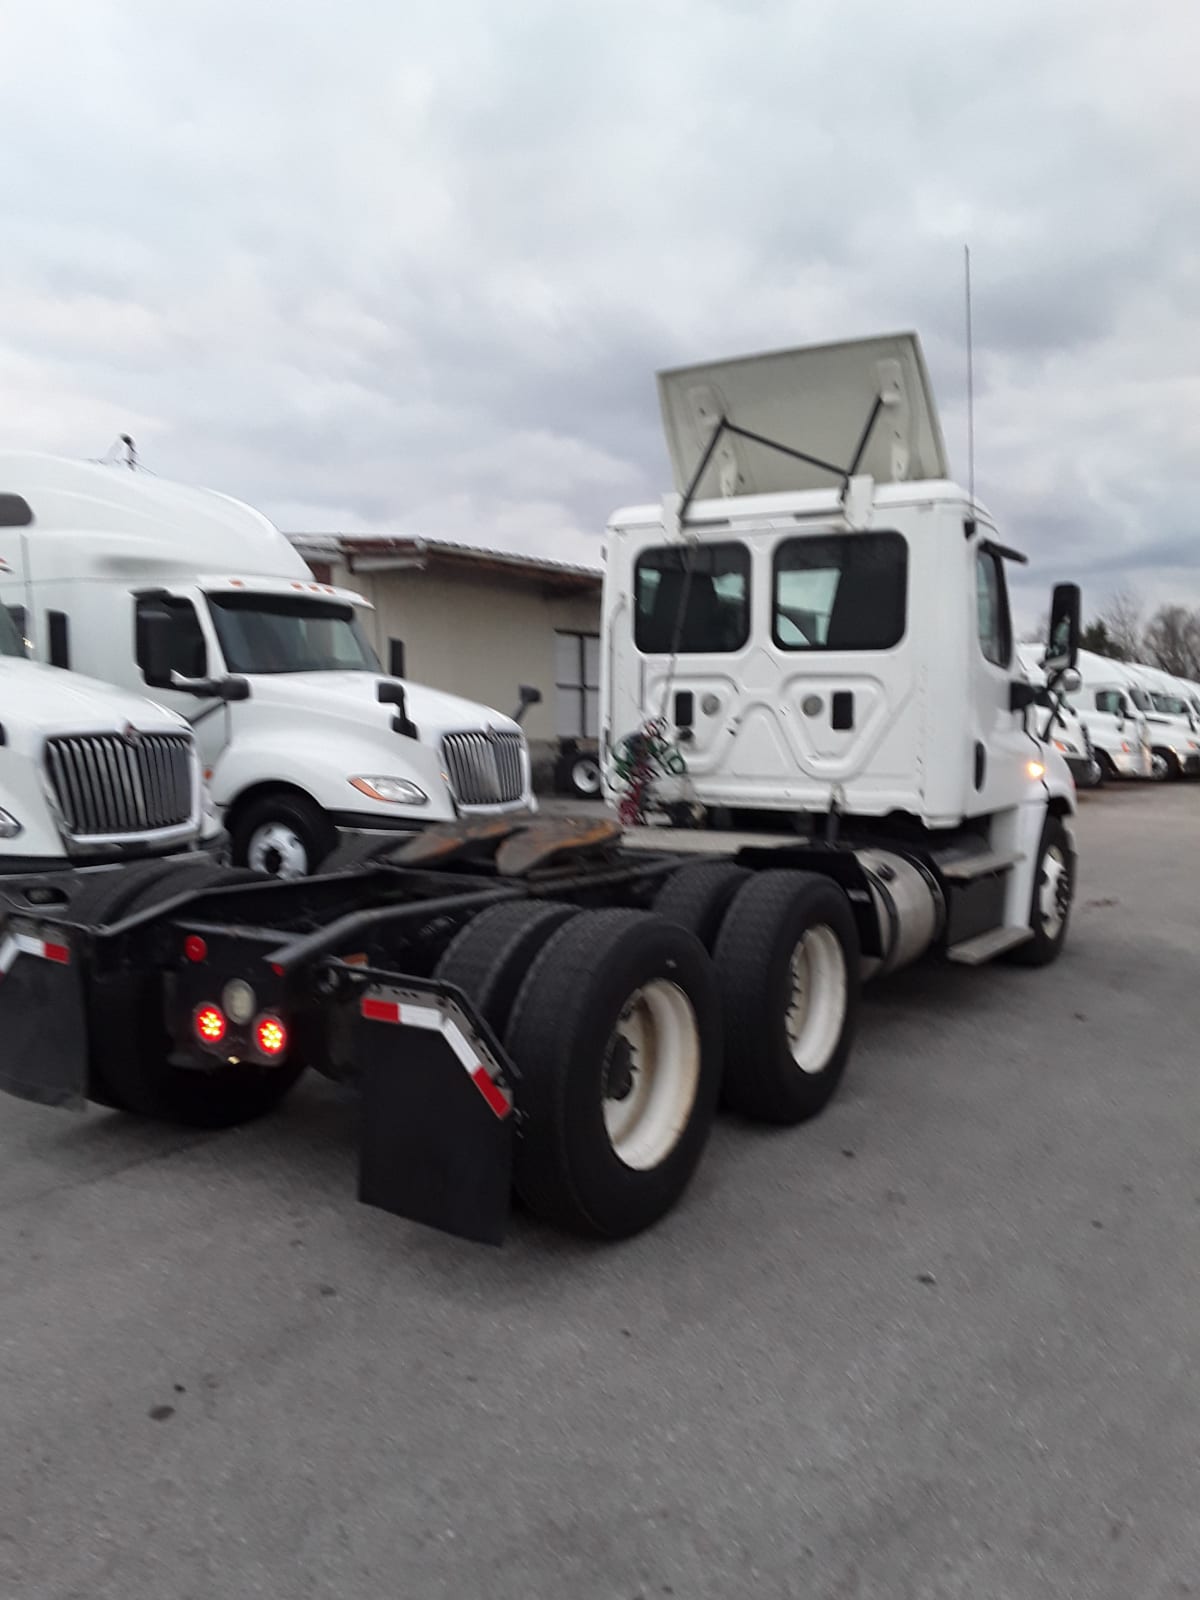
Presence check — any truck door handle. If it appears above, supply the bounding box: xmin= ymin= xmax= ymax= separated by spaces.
xmin=831 ymin=691 xmax=854 ymax=730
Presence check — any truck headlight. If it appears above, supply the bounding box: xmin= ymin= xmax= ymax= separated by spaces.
xmin=349 ymin=776 xmax=428 ymax=805
xmin=0 ymin=808 xmax=23 ymax=839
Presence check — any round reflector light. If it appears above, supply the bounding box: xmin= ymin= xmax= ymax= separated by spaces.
xmin=255 ymin=1015 xmax=287 ymax=1058
xmin=194 ymin=1004 xmax=226 ymax=1044
xmin=184 ymin=935 xmax=207 ymax=963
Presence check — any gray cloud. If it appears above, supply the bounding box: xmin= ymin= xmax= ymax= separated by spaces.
xmin=1 ymin=0 xmax=1198 ymax=617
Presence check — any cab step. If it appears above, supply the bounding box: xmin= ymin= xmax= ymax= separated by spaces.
xmin=937 ymin=849 xmax=1024 ymax=881
xmin=946 ymin=925 xmax=1033 ymax=965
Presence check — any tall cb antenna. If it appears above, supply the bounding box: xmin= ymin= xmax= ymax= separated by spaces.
xmin=964 ymin=244 xmax=976 ymax=533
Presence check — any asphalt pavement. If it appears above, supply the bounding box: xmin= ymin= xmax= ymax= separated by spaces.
xmin=2 ymin=783 xmax=1198 ymax=1600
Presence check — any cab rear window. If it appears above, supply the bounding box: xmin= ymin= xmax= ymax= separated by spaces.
xmin=773 ymin=531 xmax=908 ymax=651
xmin=634 ymin=543 xmax=750 ymax=654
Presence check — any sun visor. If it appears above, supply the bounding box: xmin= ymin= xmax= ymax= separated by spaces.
xmin=657 ymin=332 xmax=950 ymax=498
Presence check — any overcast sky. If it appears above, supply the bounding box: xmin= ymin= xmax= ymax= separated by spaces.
xmin=2 ymin=0 xmax=1197 ymax=623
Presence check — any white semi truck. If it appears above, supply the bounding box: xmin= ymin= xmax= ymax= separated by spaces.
xmin=1016 ymin=644 xmax=1100 ymax=790
xmin=1123 ymin=663 xmax=1200 ymax=778
xmin=1067 ymin=650 xmax=1154 ymax=781
xmin=0 ymin=334 xmax=1083 ymax=1245
xmin=0 ymin=455 xmax=535 ymax=878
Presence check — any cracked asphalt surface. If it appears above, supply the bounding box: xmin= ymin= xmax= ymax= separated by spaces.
xmin=1 ymin=783 xmax=1198 ymax=1599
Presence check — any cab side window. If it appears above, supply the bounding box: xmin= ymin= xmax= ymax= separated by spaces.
xmin=975 ymin=550 xmax=1012 ymax=669
xmin=1095 ymin=690 xmax=1123 ymax=716
xmin=135 ymin=596 xmax=208 ymax=683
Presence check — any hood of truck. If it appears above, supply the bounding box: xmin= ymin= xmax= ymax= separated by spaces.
xmin=235 ymin=672 xmax=523 ymax=741
xmin=657 ymin=331 xmax=949 ymax=500
xmin=0 ymin=658 xmax=188 ymax=746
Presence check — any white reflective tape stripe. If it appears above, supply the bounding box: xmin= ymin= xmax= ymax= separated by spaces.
xmin=396 ymin=1003 xmax=442 ymax=1032
xmin=442 ymin=1021 xmax=480 ymax=1073
xmin=0 ymin=936 xmax=18 ymax=978
xmin=14 ymin=934 xmax=45 ymax=958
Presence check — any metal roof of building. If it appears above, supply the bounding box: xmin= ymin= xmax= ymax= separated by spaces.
xmin=287 ymin=532 xmax=603 ymax=591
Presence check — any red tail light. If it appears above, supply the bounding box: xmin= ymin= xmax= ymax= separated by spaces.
xmin=184 ymin=935 xmax=208 ymax=963
xmin=255 ymin=1015 xmax=287 ymax=1058
xmin=194 ymin=1004 xmax=226 ymax=1043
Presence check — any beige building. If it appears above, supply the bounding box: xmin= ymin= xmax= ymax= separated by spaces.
xmin=288 ymin=534 xmax=603 ymax=784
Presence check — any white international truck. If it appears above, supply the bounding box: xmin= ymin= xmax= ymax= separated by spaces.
xmin=1067 ymin=650 xmax=1154 ymax=781
xmin=0 ymin=334 xmax=1083 ymax=1246
xmin=0 ymin=455 xmax=534 ymax=878
xmin=1123 ymin=663 xmax=1200 ymax=778
xmin=1016 ymin=644 xmax=1100 ymax=790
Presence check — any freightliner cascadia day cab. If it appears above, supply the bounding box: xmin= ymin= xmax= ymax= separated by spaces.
xmin=0 ymin=334 xmax=1084 ymax=1247
xmin=0 ymin=455 xmax=535 ymax=878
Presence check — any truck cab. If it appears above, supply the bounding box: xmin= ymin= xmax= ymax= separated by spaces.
xmin=0 ymin=599 xmax=216 ymax=877
xmin=604 ymin=334 xmax=1076 ymax=954
xmin=1065 ymin=651 xmax=1153 ymax=781
xmin=1016 ymin=645 xmax=1099 ymax=790
xmin=1125 ymin=664 xmax=1200 ymax=779
xmin=0 ymin=456 xmax=535 ymax=877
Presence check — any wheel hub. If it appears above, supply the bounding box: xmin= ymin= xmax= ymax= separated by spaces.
xmin=248 ymin=822 xmax=310 ymax=881
xmin=1038 ymin=844 xmax=1072 ymax=937
xmin=600 ymin=981 xmax=701 ymax=1171
xmin=783 ymin=926 xmax=848 ymax=1075
xmin=603 ymin=1034 xmax=637 ymax=1102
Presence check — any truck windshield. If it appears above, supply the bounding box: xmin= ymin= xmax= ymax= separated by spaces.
xmin=0 ymin=605 xmax=27 ymax=658
xmin=207 ymin=593 xmax=380 ymax=675
xmin=1151 ymin=693 xmax=1187 ymax=716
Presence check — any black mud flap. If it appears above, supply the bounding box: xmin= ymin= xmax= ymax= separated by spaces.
xmin=0 ymin=919 xmax=88 ymax=1109
xmin=355 ymin=981 xmax=514 ymax=1247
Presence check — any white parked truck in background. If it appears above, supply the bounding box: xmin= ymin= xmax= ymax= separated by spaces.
xmin=0 ymin=455 xmax=535 ymax=879
xmin=0 ymin=334 xmax=1084 ymax=1246
xmin=1123 ymin=663 xmax=1200 ymax=779
xmin=1066 ymin=650 xmax=1154 ymax=781
xmin=1016 ymin=644 xmax=1100 ymax=790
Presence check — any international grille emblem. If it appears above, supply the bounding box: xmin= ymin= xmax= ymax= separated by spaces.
xmin=121 ymin=724 xmax=141 ymax=747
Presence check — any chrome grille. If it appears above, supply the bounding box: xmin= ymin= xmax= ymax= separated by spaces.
xmin=44 ymin=732 xmax=195 ymax=837
xmin=441 ymin=730 xmax=526 ymax=807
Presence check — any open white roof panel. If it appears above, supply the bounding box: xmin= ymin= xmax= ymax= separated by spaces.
xmin=657 ymin=332 xmax=951 ymax=500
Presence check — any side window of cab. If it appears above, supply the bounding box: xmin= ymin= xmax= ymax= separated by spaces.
xmin=975 ymin=549 xmax=1012 ymax=669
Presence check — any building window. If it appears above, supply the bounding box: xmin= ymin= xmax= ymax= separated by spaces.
xmin=555 ymin=631 xmax=600 ymax=739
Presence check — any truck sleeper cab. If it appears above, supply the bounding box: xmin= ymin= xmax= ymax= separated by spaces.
xmin=1065 ymin=653 xmax=1152 ymax=781
xmin=1124 ymin=667 xmax=1200 ymax=780
xmin=0 ymin=455 xmax=535 ymax=879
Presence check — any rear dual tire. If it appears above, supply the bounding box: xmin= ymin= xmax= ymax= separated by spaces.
xmin=440 ymin=904 xmax=722 ymax=1239
xmin=505 ymin=910 xmax=721 ymax=1239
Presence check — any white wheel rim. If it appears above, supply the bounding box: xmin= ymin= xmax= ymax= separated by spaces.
xmin=1151 ymin=752 xmax=1168 ymax=780
xmin=573 ymin=758 xmax=601 ymax=795
xmin=1038 ymin=844 xmax=1070 ymax=937
xmin=784 ymin=926 xmax=847 ymax=1074
xmin=248 ymin=822 xmax=309 ymax=880
xmin=602 ymin=980 xmax=700 ymax=1170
